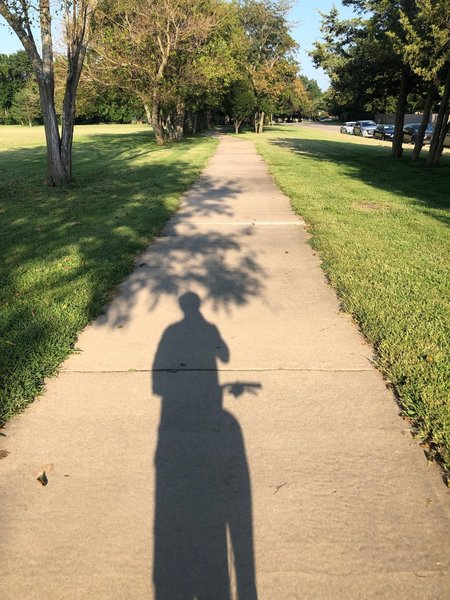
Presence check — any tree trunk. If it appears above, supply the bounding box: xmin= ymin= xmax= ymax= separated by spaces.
xmin=174 ymin=98 xmax=185 ymax=140
xmin=197 ymin=111 xmax=208 ymax=131
xmin=412 ymin=82 xmax=436 ymax=161
xmin=143 ymin=102 xmax=152 ymax=125
xmin=192 ymin=112 xmax=198 ymax=134
xmin=37 ymin=77 xmax=68 ymax=186
xmin=61 ymin=82 xmax=77 ymax=181
xmin=438 ymin=111 xmax=450 ymax=156
xmin=152 ymin=92 xmax=165 ymax=145
xmin=234 ymin=119 xmax=242 ymax=133
xmin=61 ymin=39 xmax=87 ymax=181
xmin=392 ymin=67 xmax=410 ymax=158
xmin=427 ymin=67 xmax=450 ymax=166
xmin=185 ymin=111 xmax=198 ymax=135
xmin=258 ymin=111 xmax=265 ymax=134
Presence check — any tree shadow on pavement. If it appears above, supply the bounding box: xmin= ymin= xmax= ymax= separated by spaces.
xmin=152 ymin=292 xmax=260 ymax=600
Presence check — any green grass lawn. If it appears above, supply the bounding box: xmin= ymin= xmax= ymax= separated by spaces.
xmin=247 ymin=125 xmax=450 ymax=479
xmin=0 ymin=124 xmax=218 ymax=422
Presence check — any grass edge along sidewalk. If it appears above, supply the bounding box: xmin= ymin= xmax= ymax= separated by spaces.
xmin=0 ymin=124 xmax=218 ymax=424
xmin=249 ymin=125 xmax=450 ymax=481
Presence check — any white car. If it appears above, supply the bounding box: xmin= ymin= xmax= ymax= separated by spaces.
xmin=340 ymin=121 xmax=356 ymax=134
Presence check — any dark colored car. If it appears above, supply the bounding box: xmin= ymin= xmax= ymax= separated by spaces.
xmin=403 ymin=123 xmax=434 ymax=144
xmin=373 ymin=124 xmax=395 ymax=141
xmin=353 ymin=120 xmax=377 ymax=137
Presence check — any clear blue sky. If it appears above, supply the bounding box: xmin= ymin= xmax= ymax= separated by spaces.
xmin=289 ymin=1 xmax=356 ymax=90
xmin=1 ymin=1 xmax=354 ymax=91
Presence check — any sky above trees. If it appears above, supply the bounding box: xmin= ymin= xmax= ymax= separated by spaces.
xmin=0 ymin=1 xmax=355 ymax=90
xmin=288 ymin=1 xmax=355 ymax=89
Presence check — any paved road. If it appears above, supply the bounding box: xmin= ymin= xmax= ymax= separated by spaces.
xmin=1 ymin=135 xmax=450 ymax=599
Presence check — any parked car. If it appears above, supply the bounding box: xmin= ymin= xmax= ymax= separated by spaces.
xmin=402 ymin=123 xmax=434 ymax=144
xmin=373 ymin=124 xmax=395 ymax=141
xmin=444 ymin=131 xmax=450 ymax=148
xmin=340 ymin=121 xmax=356 ymax=134
xmin=353 ymin=120 xmax=377 ymax=137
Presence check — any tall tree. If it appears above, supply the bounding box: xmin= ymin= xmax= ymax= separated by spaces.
xmin=238 ymin=0 xmax=298 ymax=133
xmin=342 ymin=0 xmax=423 ymax=157
xmin=0 ymin=0 xmax=98 ymax=184
xmin=310 ymin=8 xmax=402 ymax=121
xmin=90 ymin=0 xmax=235 ymax=144
xmin=299 ymin=75 xmax=325 ymax=118
xmin=224 ymin=77 xmax=256 ymax=132
xmin=395 ymin=0 xmax=450 ymax=163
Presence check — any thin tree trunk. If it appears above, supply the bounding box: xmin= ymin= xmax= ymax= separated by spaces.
xmin=392 ymin=67 xmax=410 ymax=158
xmin=427 ymin=67 xmax=450 ymax=166
xmin=151 ymin=92 xmax=165 ymax=145
xmin=436 ymin=109 xmax=450 ymax=158
xmin=61 ymin=79 xmax=78 ymax=181
xmin=174 ymin=98 xmax=185 ymax=140
xmin=258 ymin=111 xmax=265 ymax=134
xmin=234 ymin=119 xmax=242 ymax=133
xmin=60 ymin=39 xmax=88 ymax=181
xmin=1 ymin=0 xmax=96 ymax=185
xmin=143 ymin=102 xmax=152 ymax=125
xmin=37 ymin=77 xmax=67 ymax=185
xmin=412 ymin=82 xmax=436 ymax=161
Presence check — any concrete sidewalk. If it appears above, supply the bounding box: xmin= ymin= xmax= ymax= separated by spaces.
xmin=1 ymin=135 xmax=449 ymax=599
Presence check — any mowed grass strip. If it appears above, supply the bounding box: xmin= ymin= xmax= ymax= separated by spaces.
xmin=250 ymin=126 xmax=450 ymax=477
xmin=0 ymin=124 xmax=218 ymax=421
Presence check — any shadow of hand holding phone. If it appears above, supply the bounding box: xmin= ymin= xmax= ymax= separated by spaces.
xmin=152 ymin=293 xmax=259 ymax=600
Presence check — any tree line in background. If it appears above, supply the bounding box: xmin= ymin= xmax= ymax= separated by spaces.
xmin=0 ymin=0 xmax=325 ymax=184
xmin=311 ymin=0 xmax=450 ymax=165
xmin=2 ymin=0 xmax=448 ymax=182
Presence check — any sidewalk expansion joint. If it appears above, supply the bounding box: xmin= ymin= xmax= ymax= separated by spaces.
xmin=171 ymin=221 xmax=305 ymax=226
xmin=62 ymin=367 xmax=374 ymax=374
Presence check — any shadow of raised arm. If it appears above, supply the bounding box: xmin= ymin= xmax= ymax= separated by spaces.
xmin=222 ymin=382 xmax=262 ymax=398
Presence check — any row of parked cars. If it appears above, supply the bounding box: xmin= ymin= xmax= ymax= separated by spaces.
xmin=340 ymin=120 xmax=436 ymax=145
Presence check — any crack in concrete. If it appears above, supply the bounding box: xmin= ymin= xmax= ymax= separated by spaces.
xmin=61 ymin=367 xmax=374 ymax=374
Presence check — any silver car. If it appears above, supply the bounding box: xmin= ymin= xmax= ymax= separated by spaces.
xmin=354 ymin=120 xmax=377 ymax=137
xmin=340 ymin=121 xmax=356 ymax=134
xmin=444 ymin=131 xmax=450 ymax=148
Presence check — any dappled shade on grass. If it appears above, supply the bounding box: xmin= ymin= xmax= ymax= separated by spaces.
xmin=0 ymin=125 xmax=218 ymax=421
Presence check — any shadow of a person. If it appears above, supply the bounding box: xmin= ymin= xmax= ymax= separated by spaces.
xmin=152 ymin=292 xmax=258 ymax=600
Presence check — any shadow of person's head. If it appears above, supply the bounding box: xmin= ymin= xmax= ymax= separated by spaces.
xmin=179 ymin=291 xmax=201 ymax=318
